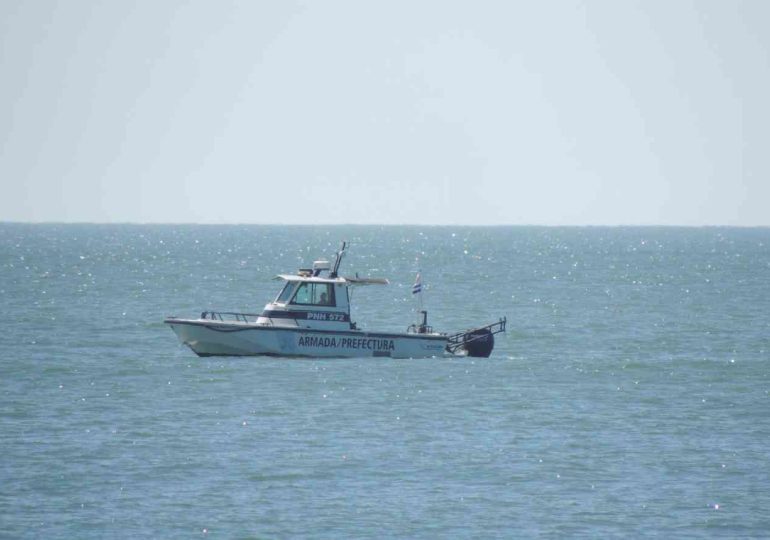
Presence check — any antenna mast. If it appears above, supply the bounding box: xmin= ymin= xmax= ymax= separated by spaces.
xmin=330 ymin=241 xmax=347 ymax=278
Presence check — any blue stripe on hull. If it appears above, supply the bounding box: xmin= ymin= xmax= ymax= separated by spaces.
xmin=261 ymin=310 xmax=350 ymax=323
xmin=165 ymin=318 xmax=449 ymax=358
xmin=165 ymin=319 xmax=447 ymax=341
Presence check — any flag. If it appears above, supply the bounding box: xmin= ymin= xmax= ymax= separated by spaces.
xmin=412 ymin=272 xmax=422 ymax=295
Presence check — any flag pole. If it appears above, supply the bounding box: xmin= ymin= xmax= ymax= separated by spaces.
xmin=412 ymin=268 xmax=427 ymax=332
xmin=417 ymin=269 xmax=423 ymax=314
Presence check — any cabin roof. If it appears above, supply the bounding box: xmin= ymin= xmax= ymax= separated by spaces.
xmin=275 ymin=274 xmax=389 ymax=286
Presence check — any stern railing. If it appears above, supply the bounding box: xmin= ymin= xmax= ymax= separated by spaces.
xmin=446 ymin=317 xmax=507 ymax=354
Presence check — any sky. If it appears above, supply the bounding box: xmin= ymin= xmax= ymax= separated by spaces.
xmin=0 ymin=0 xmax=768 ymax=226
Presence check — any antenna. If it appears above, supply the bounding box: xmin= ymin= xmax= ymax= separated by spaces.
xmin=330 ymin=241 xmax=347 ymax=278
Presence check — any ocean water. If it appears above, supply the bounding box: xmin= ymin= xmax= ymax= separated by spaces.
xmin=1 ymin=224 xmax=768 ymax=538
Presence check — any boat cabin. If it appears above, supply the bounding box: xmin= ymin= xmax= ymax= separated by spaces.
xmin=256 ymin=252 xmax=387 ymax=331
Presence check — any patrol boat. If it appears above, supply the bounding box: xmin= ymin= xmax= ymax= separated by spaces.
xmin=164 ymin=243 xmax=506 ymax=359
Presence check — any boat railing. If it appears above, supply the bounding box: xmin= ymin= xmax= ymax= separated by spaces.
xmin=200 ymin=311 xmax=260 ymax=323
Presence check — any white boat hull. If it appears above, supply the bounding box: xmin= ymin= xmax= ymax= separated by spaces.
xmin=165 ymin=318 xmax=449 ymax=359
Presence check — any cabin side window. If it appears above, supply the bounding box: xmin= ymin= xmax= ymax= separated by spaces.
xmin=290 ymin=282 xmax=335 ymax=307
xmin=275 ymin=283 xmax=295 ymax=304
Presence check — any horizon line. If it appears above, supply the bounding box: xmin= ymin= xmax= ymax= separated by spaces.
xmin=1 ymin=220 xmax=769 ymax=228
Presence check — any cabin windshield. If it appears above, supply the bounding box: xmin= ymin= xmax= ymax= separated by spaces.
xmin=275 ymin=282 xmax=295 ymax=304
xmin=291 ymin=282 xmax=335 ymax=307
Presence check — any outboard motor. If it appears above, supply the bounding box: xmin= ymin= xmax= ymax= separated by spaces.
xmin=462 ymin=328 xmax=494 ymax=358
xmin=445 ymin=317 xmax=506 ymax=357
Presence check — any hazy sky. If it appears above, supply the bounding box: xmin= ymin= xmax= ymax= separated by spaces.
xmin=1 ymin=1 xmax=768 ymax=225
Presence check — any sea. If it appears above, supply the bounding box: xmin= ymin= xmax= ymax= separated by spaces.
xmin=1 ymin=224 xmax=768 ymax=538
